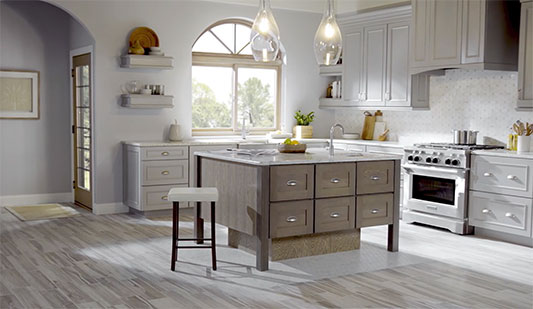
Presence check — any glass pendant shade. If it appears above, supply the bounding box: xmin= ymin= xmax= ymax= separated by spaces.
xmin=250 ymin=0 xmax=280 ymax=62
xmin=314 ymin=0 xmax=342 ymax=65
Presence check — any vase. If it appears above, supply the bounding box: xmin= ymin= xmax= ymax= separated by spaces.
xmin=517 ymin=135 xmax=531 ymax=153
xmin=293 ymin=125 xmax=313 ymax=139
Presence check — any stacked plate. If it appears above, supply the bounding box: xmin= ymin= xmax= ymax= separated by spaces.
xmin=148 ymin=47 xmax=164 ymax=56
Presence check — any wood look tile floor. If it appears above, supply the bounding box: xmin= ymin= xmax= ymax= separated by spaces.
xmin=1 ymin=205 xmax=532 ymax=309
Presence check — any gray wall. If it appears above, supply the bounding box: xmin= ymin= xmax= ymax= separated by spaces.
xmin=0 ymin=1 xmax=93 ymax=197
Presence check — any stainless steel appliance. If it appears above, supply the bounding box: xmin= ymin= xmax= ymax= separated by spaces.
xmin=402 ymin=143 xmax=503 ymax=234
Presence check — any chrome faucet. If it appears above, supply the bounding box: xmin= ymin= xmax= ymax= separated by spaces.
xmin=329 ymin=123 xmax=344 ymax=156
xmin=241 ymin=111 xmax=253 ymax=140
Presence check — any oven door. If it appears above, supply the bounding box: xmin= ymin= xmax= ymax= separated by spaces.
xmin=402 ymin=163 xmax=467 ymax=219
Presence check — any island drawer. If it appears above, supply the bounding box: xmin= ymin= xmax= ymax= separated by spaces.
xmin=270 ymin=165 xmax=314 ymax=202
xmin=315 ymin=163 xmax=356 ymax=198
xmin=142 ymin=160 xmax=188 ymax=186
xmin=270 ymin=200 xmax=314 ymax=238
xmin=141 ymin=146 xmax=188 ymax=161
xmin=356 ymin=193 xmax=393 ymax=228
xmin=315 ymin=197 xmax=356 ymax=233
xmin=469 ymin=191 xmax=531 ymax=237
xmin=470 ymin=155 xmax=533 ymax=198
xmin=356 ymin=161 xmax=394 ymax=194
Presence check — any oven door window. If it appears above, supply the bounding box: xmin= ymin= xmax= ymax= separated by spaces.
xmin=412 ymin=175 xmax=456 ymax=205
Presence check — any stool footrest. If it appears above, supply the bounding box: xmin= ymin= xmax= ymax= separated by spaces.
xmin=177 ymin=245 xmax=213 ymax=249
xmin=177 ymin=238 xmax=212 ymax=241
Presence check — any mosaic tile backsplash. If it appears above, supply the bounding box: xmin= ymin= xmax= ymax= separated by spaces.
xmin=335 ymin=69 xmax=532 ymax=146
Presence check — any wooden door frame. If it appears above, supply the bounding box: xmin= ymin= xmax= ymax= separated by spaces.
xmin=70 ymin=45 xmax=95 ymax=211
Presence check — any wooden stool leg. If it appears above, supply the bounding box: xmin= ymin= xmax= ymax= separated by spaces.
xmin=171 ymin=202 xmax=178 ymax=271
xmin=211 ymin=201 xmax=217 ymax=271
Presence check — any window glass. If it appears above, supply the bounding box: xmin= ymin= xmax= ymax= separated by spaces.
xmin=211 ymin=24 xmax=235 ymax=53
xmin=192 ymin=31 xmax=229 ymax=54
xmin=192 ymin=66 xmax=233 ymax=129
xmin=237 ymin=68 xmax=277 ymax=129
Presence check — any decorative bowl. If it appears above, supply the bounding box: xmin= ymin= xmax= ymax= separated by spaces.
xmin=278 ymin=143 xmax=307 ymax=153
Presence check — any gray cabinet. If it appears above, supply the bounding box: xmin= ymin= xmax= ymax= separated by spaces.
xmin=411 ymin=0 xmax=520 ymax=74
xmin=518 ymin=0 xmax=533 ymax=109
xmin=342 ymin=30 xmax=363 ymax=103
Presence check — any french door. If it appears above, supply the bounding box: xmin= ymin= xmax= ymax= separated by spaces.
xmin=72 ymin=53 xmax=92 ymax=208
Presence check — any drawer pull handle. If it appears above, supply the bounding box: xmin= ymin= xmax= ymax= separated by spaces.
xmin=505 ymin=212 xmax=515 ymax=218
xmin=161 ymin=152 xmax=169 ymax=156
xmin=507 ymin=175 xmax=517 ymax=180
xmin=370 ymin=176 xmax=380 ymax=181
xmin=287 ymin=180 xmax=297 ymax=186
xmin=161 ymin=171 xmax=170 ymax=175
xmin=330 ymin=178 xmax=341 ymax=184
xmin=370 ymin=209 xmax=379 ymax=214
xmin=483 ymin=172 xmax=492 ymax=177
xmin=161 ymin=196 xmax=169 ymax=201
xmin=426 ymin=205 xmax=438 ymax=210
xmin=286 ymin=216 xmax=297 ymax=223
xmin=482 ymin=209 xmax=491 ymax=214
xmin=330 ymin=212 xmax=341 ymax=218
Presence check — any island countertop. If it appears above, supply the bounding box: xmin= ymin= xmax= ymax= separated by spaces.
xmin=194 ymin=148 xmax=402 ymax=166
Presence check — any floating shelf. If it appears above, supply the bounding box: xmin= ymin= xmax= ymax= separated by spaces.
xmin=120 ymin=55 xmax=174 ymax=69
xmin=319 ymin=64 xmax=343 ymax=76
xmin=121 ymin=94 xmax=174 ymax=108
xmin=319 ymin=98 xmax=344 ymax=108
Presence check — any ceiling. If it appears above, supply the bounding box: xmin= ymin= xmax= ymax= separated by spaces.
xmin=199 ymin=0 xmax=409 ymax=15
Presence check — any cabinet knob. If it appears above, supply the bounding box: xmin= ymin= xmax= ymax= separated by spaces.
xmin=483 ymin=172 xmax=492 ymax=177
xmin=507 ymin=175 xmax=517 ymax=180
xmin=371 ymin=209 xmax=379 ymax=214
xmin=330 ymin=212 xmax=341 ymax=218
xmin=161 ymin=171 xmax=169 ymax=175
xmin=330 ymin=178 xmax=341 ymax=184
xmin=505 ymin=212 xmax=515 ymax=218
xmin=370 ymin=175 xmax=380 ymax=181
xmin=161 ymin=195 xmax=169 ymax=201
xmin=286 ymin=216 xmax=297 ymax=223
xmin=161 ymin=151 xmax=169 ymax=156
xmin=287 ymin=180 xmax=297 ymax=186
xmin=482 ymin=208 xmax=491 ymax=214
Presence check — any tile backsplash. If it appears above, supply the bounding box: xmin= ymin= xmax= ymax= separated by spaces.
xmin=335 ymin=69 xmax=531 ymax=146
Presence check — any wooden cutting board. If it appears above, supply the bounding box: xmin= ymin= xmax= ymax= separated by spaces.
xmin=361 ymin=116 xmax=376 ymax=140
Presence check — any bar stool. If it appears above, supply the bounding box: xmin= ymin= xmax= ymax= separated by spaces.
xmin=168 ymin=187 xmax=218 ymax=271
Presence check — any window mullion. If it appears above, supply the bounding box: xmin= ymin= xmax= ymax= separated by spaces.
xmin=233 ymin=64 xmax=239 ymax=132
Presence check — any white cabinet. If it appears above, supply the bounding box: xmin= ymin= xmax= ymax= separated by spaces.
xmin=362 ymin=25 xmax=387 ymax=105
xmin=386 ymin=22 xmax=410 ymax=106
xmin=518 ymin=0 xmax=533 ymax=109
xmin=342 ymin=30 xmax=363 ymax=103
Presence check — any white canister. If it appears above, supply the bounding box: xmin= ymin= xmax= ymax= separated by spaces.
xmin=517 ymin=135 xmax=531 ymax=153
xmin=168 ymin=120 xmax=181 ymax=141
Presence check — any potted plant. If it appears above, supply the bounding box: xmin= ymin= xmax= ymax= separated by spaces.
xmin=293 ymin=110 xmax=315 ymax=139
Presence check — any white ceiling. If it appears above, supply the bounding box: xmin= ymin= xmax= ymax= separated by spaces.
xmin=198 ymin=0 xmax=409 ymax=14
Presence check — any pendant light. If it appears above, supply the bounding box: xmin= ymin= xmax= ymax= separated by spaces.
xmin=314 ymin=0 xmax=342 ymax=66
xmin=250 ymin=0 xmax=280 ymax=62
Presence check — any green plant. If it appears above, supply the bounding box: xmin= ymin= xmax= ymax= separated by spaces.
xmin=294 ymin=110 xmax=315 ymax=126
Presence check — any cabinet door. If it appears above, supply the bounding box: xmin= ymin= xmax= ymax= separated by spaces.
xmin=342 ymin=29 xmax=363 ymax=103
xmin=411 ymin=0 xmax=430 ymax=67
xmin=362 ymin=25 xmax=386 ymax=106
xmin=428 ymin=0 xmax=463 ymax=66
xmin=386 ymin=22 xmax=410 ymax=107
xmin=461 ymin=0 xmax=486 ymax=64
xmin=518 ymin=1 xmax=533 ymax=108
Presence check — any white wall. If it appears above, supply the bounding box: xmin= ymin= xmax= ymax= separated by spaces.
xmin=335 ymin=69 xmax=532 ymax=145
xmin=0 ymin=1 xmax=72 ymax=197
xmin=51 ymin=0 xmax=333 ymax=205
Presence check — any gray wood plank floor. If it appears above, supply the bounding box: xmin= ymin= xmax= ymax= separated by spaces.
xmin=1 ymin=206 xmax=532 ymax=308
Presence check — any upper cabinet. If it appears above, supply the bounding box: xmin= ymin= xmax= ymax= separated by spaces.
xmin=518 ymin=0 xmax=533 ymax=110
xmin=410 ymin=0 xmax=521 ymax=74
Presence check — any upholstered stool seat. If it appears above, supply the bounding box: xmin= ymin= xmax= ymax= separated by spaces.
xmin=168 ymin=187 xmax=218 ymax=271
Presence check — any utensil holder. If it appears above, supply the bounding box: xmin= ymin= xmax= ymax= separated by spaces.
xmin=517 ymin=136 xmax=531 ymax=153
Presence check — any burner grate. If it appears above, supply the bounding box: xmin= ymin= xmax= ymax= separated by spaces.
xmin=414 ymin=143 xmax=505 ymax=151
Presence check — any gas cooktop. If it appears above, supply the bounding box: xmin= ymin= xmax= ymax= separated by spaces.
xmin=413 ymin=143 xmax=505 ymax=151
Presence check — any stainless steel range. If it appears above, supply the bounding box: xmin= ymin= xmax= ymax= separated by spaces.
xmin=402 ymin=143 xmax=504 ymax=234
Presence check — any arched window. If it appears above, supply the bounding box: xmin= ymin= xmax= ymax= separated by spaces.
xmin=192 ymin=19 xmax=281 ymax=133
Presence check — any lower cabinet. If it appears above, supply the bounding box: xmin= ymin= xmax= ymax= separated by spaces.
xmin=469 ymin=191 xmax=532 ymax=237
xmin=270 ymin=200 xmax=314 ymax=238
xmin=356 ymin=193 xmax=394 ymax=228
xmin=141 ymin=184 xmax=187 ymax=211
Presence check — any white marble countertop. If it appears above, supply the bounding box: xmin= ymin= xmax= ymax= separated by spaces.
xmin=472 ymin=149 xmax=533 ymax=160
xmin=194 ymin=148 xmax=402 ymax=166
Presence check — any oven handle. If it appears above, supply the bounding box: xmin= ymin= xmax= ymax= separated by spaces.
xmin=402 ymin=163 xmax=468 ymax=175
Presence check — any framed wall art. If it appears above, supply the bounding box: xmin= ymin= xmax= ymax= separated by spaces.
xmin=0 ymin=70 xmax=40 ymax=119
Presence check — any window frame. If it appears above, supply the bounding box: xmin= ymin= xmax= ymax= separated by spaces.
xmin=191 ymin=19 xmax=282 ymax=135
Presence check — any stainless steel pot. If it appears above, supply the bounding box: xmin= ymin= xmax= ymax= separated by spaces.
xmin=452 ymin=130 xmax=478 ymax=145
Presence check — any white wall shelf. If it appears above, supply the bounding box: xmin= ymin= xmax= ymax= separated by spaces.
xmin=121 ymin=94 xmax=174 ymax=108
xmin=120 ymin=55 xmax=174 ymax=69
xmin=319 ymin=64 xmax=343 ymax=76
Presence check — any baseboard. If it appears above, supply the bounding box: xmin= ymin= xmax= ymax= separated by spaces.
xmin=0 ymin=192 xmax=73 ymax=206
xmin=92 ymin=202 xmax=129 ymax=215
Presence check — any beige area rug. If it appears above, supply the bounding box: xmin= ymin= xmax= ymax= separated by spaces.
xmin=5 ymin=204 xmax=80 ymax=221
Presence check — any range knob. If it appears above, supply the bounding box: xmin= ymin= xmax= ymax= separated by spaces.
xmin=445 ymin=158 xmax=452 ymax=165
xmin=426 ymin=157 xmax=432 ymax=163
xmin=407 ymin=155 xmax=414 ymax=161
xmin=413 ymin=156 xmax=421 ymax=162
xmin=432 ymin=157 xmax=440 ymax=164
xmin=451 ymin=159 xmax=460 ymax=166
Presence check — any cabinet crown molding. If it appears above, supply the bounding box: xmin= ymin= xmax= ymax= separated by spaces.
xmin=338 ymin=5 xmax=411 ymax=28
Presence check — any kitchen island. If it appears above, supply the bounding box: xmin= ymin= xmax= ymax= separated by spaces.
xmin=193 ymin=149 xmax=401 ymax=271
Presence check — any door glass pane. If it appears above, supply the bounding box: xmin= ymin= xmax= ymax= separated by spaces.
xmin=78 ymin=149 xmax=91 ymax=170
xmin=77 ymin=86 xmax=90 ymax=107
xmin=77 ymin=128 xmax=90 ymax=148
xmin=237 ymin=67 xmax=277 ymax=129
xmin=192 ymin=66 xmax=233 ymax=128
xmin=412 ymin=175 xmax=455 ymax=205
xmin=76 ymin=65 xmax=89 ymax=86
xmin=77 ymin=168 xmax=90 ymax=191
xmin=77 ymin=107 xmax=90 ymax=129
